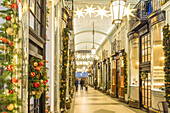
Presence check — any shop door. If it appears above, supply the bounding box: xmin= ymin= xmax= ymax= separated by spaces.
xmin=140 ymin=33 xmax=151 ymax=110
xmin=112 ymin=59 xmax=116 ymax=94
xmin=116 ymin=59 xmax=120 ymax=98
xmin=140 ymin=72 xmax=151 ymax=109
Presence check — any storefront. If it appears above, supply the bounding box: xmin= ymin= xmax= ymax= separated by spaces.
xmin=110 ymin=50 xmax=125 ymax=100
xmin=128 ymin=0 xmax=166 ymax=111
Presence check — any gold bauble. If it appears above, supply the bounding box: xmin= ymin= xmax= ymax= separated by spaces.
xmin=40 ymin=79 xmax=43 ymax=83
xmin=34 ymin=62 xmax=38 ymax=66
xmin=31 ymin=91 xmax=36 ymax=95
xmin=7 ymin=104 xmax=15 ymax=111
xmin=11 ymin=18 xmax=15 ymax=23
xmin=6 ymin=28 xmax=14 ymax=35
xmin=5 ymin=89 xmax=9 ymax=94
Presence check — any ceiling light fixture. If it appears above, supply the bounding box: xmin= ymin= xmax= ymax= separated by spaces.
xmin=95 ymin=56 xmax=99 ymax=60
xmin=77 ymin=54 xmax=81 ymax=59
xmin=95 ymin=6 xmax=109 ymax=20
xmin=82 ymin=55 xmax=85 ymax=59
xmin=86 ymin=54 xmax=90 ymax=59
xmin=74 ymin=7 xmax=85 ymax=18
xmin=84 ymin=5 xmax=96 ymax=17
xmin=110 ymin=0 xmax=126 ymax=24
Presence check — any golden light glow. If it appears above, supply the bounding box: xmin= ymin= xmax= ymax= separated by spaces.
xmin=95 ymin=6 xmax=109 ymax=20
xmin=124 ymin=4 xmax=136 ymax=20
xmin=84 ymin=5 xmax=96 ymax=17
xmin=74 ymin=8 xmax=85 ymax=19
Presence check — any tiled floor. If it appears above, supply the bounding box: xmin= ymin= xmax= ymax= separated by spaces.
xmin=72 ymin=86 xmax=145 ymax=113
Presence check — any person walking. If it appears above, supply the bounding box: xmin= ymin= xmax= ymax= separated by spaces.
xmin=80 ymin=79 xmax=84 ymax=90
xmin=75 ymin=78 xmax=78 ymax=92
xmin=85 ymin=78 xmax=88 ymax=91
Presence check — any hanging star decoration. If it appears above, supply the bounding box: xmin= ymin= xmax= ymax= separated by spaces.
xmin=84 ymin=5 xmax=96 ymax=17
xmin=74 ymin=7 xmax=85 ymax=18
xmin=124 ymin=3 xmax=136 ymax=20
xmin=95 ymin=6 xmax=109 ymax=20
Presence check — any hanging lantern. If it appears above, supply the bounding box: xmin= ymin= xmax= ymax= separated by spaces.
xmin=91 ymin=46 xmax=96 ymax=55
xmin=110 ymin=0 xmax=126 ymax=24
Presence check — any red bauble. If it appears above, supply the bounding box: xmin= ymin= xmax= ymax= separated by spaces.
xmin=8 ymin=41 xmax=14 ymax=46
xmin=11 ymin=3 xmax=18 ymax=10
xmin=43 ymin=80 xmax=48 ymax=85
xmin=2 ymin=112 xmax=7 ymax=113
xmin=39 ymin=62 xmax=43 ymax=66
xmin=7 ymin=65 xmax=13 ymax=71
xmin=9 ymin=90 xmax=14 ymax=94
xmin=31 ymin=72 xmax=35 ymax=77
xmin=45 ymin=109 xmax=48 ymax=113
xmin=1 ymin=38 xmax=8 ymax=43
xmin=11 ymin=77 xmax=18 ymax=84
xmin=35 ymin=66 xmax=40 ymax=71
xmin=33 ymin=82 xmax=40 ymax=88
xmin=6 ymin=16 xmax=11 ymax=21
xmin=37 ymin=74 xmax=40 ymax=78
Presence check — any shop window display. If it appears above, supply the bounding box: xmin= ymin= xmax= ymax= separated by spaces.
xmin=151 ymin=22 xmax=165 ymax=91
xmin=130 ymin=38 xmax=139 ymax=86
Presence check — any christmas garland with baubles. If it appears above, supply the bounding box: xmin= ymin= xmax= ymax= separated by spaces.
xmin=123 ymin=52 xmax=128 ymax=94
xmin=28 ymin=57 xmax=49 ymax=99
xmin=163 ymin=24 xmax=170 ymax=107
xmin=69 ymin=49 xmax=72 ymax=95
xmin=60 ymin=28 xmax=69 ymax=110
xmin=0 ymin=0 xmax=23 ymax=112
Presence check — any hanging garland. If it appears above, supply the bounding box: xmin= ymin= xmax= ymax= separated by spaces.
xmin=69 ymin=50 xmax=72 ymax=95
xmin=108 ymin=62 xmax=111 ymax=90
xmin=0 ymin=0 xmax=22 ymax=112
xmin=28 ymin=57 xmax=49 ymax=99
xmin=163 ymin=24 xmax=170 ymax=107
xmin=72 ymin=65 xmax=76 ymax=92
xmin=123 ymin=52 xmax=128 ymax=94
xmin=60 ymin=28 xmax=69 ymax=110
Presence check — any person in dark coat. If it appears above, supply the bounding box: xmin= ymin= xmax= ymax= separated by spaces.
xmin=75 ymin=78 xmax=78 ymax=92
xmin=80 ymin=79 xmax=84 ymax=90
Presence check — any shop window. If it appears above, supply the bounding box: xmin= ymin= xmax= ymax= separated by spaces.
xmin=151 ymin=0 xmax=163 ymax=12
xmin=141 ymin=34 xmax=151 ymax=63
xmin=130 ymin=38 xmax=139 ymax=86
xmin=151 ymin=22 xmax=165 ymax=91
xmin=29 ymin=0 xmax=43 ymax=36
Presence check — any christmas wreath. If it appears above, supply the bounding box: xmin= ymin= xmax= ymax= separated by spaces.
xmin=163 ymin=24 xmax=170 ymax=107
xmin=28 ymin=57 xmax=49 ymax=99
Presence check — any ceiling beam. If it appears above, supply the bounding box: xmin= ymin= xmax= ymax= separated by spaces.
xmin=74 ymin=29 xmax=107 ymax=36
xmin=75 ymin=41 xmax=100 ymax=46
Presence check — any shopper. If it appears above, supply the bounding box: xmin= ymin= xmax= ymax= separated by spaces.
xmin=80 ymin=79 xmax=84 ymax=90
xmin=75 ymin=78 xmax=78 ymax=92
xmin=85 ymin=78 xmax=88 ymax=91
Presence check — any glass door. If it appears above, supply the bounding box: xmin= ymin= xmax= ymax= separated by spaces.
xmin=141 ymin=72 xmax=151 ymax=109
xmin=140 ymin=33 xmax=151 ymax=110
